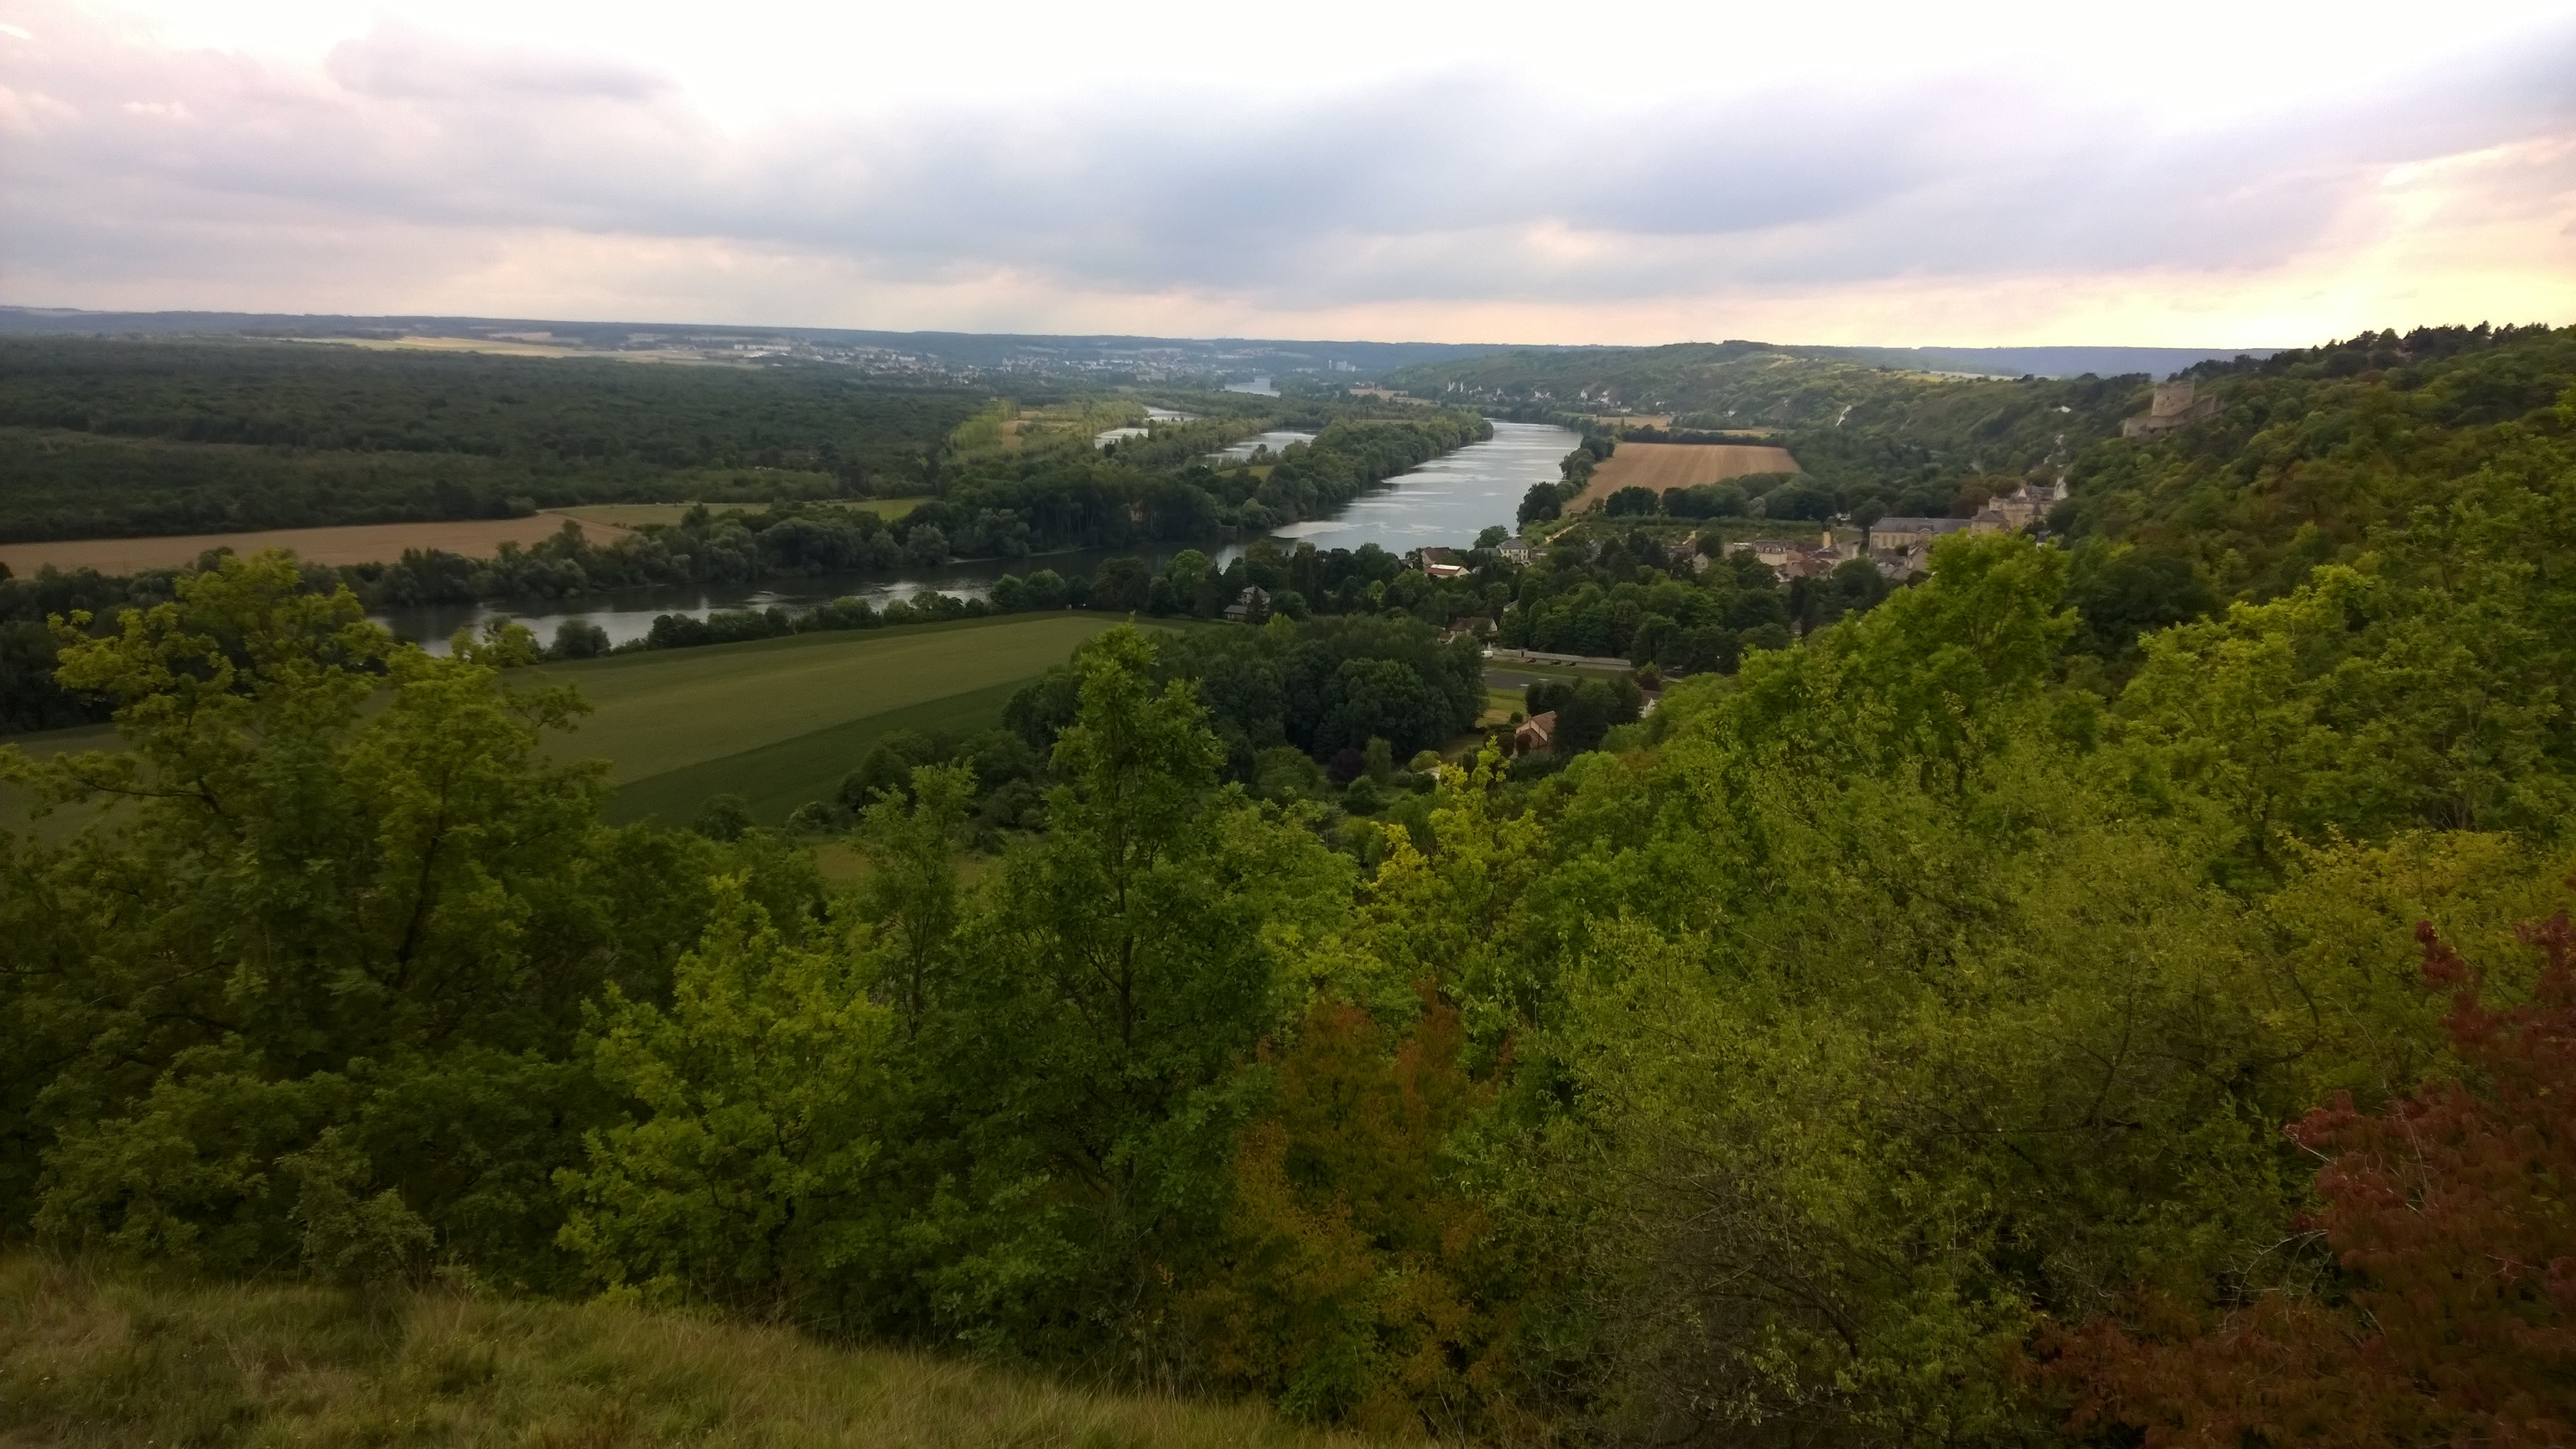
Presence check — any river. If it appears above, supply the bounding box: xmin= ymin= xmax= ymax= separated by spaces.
xmin=377 ymin=419 xmax=1581 ymax=652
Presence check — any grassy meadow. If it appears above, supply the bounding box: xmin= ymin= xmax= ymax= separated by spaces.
xmin=0 ymin=614 xmax=1124 ymax=839
xmin=0 ymin=1254 xmax=1360 ymax=1449
xmin=540 ymin=613 xmax=1121 ymax=825
xmin=0 ymin=722 xmax=117 ymax=844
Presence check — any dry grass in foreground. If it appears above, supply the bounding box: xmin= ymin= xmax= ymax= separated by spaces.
xmin=0 ymin=1256 xmax=1374 ymax=1448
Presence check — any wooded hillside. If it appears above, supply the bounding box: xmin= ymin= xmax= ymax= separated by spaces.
xmin=3 ymin=324 xmax=2572 ymax=1445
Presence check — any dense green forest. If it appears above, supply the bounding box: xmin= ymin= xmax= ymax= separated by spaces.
xmin=0 ymin=338 xmax=988 ymax=538
xmin=3 ymin=327 xmax=2574 ymax=1444
xmin=2059 ymin=324 xmax=2576 ymax=595
xmin=0 ymin=337 xmax=1484 ymax=548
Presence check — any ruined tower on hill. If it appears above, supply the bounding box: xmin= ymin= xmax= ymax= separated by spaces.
xmin=2121 ymin=379 xmax=2221 ymax=439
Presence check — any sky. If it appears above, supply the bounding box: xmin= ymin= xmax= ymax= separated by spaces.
xmin=3 ymin=0 xmax=2573 ymax=348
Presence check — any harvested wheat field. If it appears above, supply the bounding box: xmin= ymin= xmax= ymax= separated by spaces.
xmin=0 ymin=512 xmax=625 ymax=576
xmin=1575 ymin=441 xmax=1801 ymax=511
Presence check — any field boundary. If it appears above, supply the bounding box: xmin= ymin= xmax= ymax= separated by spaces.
xmin=540 ymin=610 xmax=1119 ymax=678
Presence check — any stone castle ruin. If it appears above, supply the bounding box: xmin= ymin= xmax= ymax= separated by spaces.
xmin=2121 ymin=379 xmax=2220 ymax=439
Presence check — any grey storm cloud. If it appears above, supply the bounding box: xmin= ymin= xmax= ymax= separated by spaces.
xmin=6 ymin=7 xmax=2573 ymax=308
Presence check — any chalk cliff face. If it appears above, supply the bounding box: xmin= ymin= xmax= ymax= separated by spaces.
xmin=2121 ymin=379 xmax=2221 ymax=439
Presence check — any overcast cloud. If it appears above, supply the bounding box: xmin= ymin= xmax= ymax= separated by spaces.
xmin=3 ymin=0 xmax=2571 ymax=345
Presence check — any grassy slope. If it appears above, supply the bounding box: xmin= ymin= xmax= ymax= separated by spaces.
xmin=0 ymin=1255 xmax=1361 ymax=1449
xmin=532 ymin=615 xmax=1119 ymax=826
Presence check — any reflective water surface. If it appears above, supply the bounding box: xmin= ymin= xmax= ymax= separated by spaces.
xmin=1211 ymin=429 xmax=1317 ymax=461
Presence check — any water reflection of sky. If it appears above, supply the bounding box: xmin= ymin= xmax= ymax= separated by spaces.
xmin=1093 ymin=406 xmax=1197 ymax=448
xmin=1271 ymin=421 xmax=1576 ymax=553
xmin=383 ymin=420 xmax=1579 ymax=653
xmin=1211 ymin=429 xmax=1316 ymax=461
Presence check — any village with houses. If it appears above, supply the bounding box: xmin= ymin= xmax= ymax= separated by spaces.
xmin=1194 ymin=376 xmax=2206 ymax=767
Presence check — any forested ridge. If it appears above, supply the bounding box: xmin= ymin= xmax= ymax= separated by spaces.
xmin=3 ymin=327 xmax=2574 ymax=1445
xmin=0 ymin=338 xmax=990 ymax=539
xmin=2061 ymin=324 xmax=2576 ymax=595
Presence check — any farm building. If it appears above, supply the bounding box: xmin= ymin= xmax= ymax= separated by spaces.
xmin=1414 ymin=546 xmax=1470 ymax=579
xmin=1515 ymin=710 xmax=1557 ymax=755
xmin=1867 ymin=516 xmax=1992 ymax=553
xmin=1728 ymin=529 xmax=1854 ymax=580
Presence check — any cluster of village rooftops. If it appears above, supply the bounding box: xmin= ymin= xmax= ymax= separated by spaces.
xmin=1438 ymin=469 xmax=2068 ymax=587
xmin=1691 ymin=378 xmax=2213 ymax=580
xmin=1787 ymin=471 xmax=2070 ymax=581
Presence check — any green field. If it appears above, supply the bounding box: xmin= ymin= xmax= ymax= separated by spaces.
xmin=539 ymin=613 xmax=1117 ymax=825
xmin=0 ymin=614 xmax=1121 ymax=838
xmin=0 ymin=723 xmax=119 ymax=843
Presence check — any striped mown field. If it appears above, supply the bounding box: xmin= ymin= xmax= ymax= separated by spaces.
xmin=538 ymin=613 xmax=1120 ymax=824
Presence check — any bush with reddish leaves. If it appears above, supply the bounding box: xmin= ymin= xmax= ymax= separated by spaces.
xmin=1188 ymin=993 xmax=1532 ymax=1438
xmin=2051 ymin=907 xmax=2576 ymax=1446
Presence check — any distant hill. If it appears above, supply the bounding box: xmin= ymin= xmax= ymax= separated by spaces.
xmin=0 ymin=307 xmax=1524 ymax=380
xmin=1863 ymin=345 xmax=2280 ymax=379
xmin=0 ymin=308 xmax=2270 ymax=384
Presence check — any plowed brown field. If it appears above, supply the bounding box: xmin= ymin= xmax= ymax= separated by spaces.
xmin=0 ymin=512 xmax=627 ymax=576
xmin=1574 ymin=442 xmax=1800 ymax=511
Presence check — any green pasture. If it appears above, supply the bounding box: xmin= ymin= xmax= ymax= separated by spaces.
xmin=0 ymin=723 xmax=119 ymax=844
xmin=0 ymin=613 xmax=1124 ymax=840
xmin=537 ymin=613 xmax=1117 ymax=825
